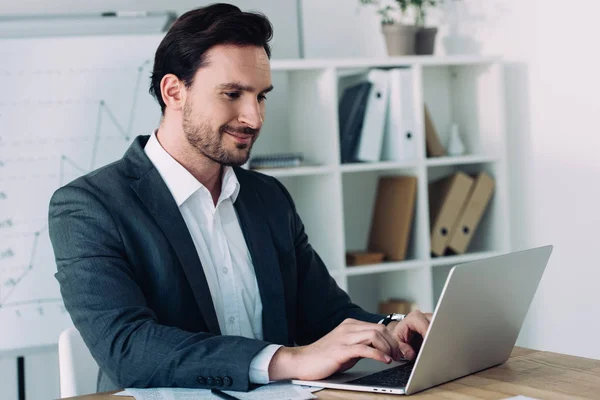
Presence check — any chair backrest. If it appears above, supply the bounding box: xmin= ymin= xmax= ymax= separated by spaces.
xmin=58 ymin=326 xmax=99 ymax=398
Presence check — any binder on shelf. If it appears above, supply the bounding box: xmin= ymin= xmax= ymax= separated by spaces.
xmin=381 ymin=68 xmax=417 ymax=162
xmin=429 ymin=172 xmax=474 ymax=257
xmin=248 ymin=153 xmax=304 ymax=169
xmin=355 ymin=69 xmax=390 ymax=162
xmin=338 ymin=81 xmax=373 ymax=163
xmin=447 ymin=172 xmax=495 ymax=254
xmin=424 ymin=104 xmax=447 ymax=158
xmin=368 ymin=175 xmax=417 ymax=261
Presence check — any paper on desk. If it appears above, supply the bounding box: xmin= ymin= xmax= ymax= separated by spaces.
xmin=114 ymin=382 xmax=317 ymax=400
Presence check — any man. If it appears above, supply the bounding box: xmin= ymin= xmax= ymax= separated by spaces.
xmin=49 ymin=3 xmax=431 ymax=393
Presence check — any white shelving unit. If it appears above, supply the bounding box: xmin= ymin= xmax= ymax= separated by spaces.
xmin=251 ymin=55 xmax=511 ymax=314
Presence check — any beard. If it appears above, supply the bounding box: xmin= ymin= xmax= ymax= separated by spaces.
xmin=182 ymin=102 xmax=258 ymax=167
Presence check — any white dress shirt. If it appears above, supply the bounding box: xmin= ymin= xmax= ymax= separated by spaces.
xmin=144 ymin=131 xmax=281 ymax=384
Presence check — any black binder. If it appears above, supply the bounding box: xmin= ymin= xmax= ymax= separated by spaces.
xmin=338 ymin=81 xmax=372 ymax=163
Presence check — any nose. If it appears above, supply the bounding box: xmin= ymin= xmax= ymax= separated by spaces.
xmin=238 ymin=98 xmax=263 ymax=130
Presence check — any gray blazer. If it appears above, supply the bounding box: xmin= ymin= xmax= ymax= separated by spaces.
xmin=48 ymin=135 xmax=381 ymax=392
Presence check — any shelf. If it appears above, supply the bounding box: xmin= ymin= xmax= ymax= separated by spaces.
xmin=425 ymin=154 xmax=500 ymax=167
xmin=271 ymin=56 xmax=501 ymax=71
xmin=250 ymin=165 xmax=334 ymax=178
xmin=345 ymin=260 xmax=426 ymax=276
xmin=340 ymin=160 xmax=419 ymax=173
xmin=430 ymin=251 xmax=505 ymax=267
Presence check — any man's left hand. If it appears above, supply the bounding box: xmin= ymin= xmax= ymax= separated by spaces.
xmin=386 ymin=311 xmax=432 ymax=361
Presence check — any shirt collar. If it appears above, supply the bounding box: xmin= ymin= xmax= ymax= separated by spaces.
xmin=144 ymin=130 xmax=240 ymax=206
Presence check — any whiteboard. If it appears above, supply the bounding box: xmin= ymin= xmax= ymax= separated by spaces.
xmin=0 ymin=34 xmax=163 ymax=352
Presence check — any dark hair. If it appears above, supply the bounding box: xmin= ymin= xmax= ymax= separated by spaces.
xmin=149 ymin=3 xmax=273 ymax=114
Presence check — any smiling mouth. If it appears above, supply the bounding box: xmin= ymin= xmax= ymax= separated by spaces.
xmin=225 ymin=130 xmax=255 ymax=142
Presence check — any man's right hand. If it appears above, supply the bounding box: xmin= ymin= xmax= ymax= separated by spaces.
xmin=268 ymin=318 xmax=401 ymax=381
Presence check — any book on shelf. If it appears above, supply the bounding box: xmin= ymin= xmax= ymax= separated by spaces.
xmin=248 ymin=153 xmax=304 ymax=169
xmin=368 ymin=175 xmax=417 ymax=261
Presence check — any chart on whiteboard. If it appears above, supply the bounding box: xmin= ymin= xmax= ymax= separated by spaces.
xmin=0 ymin=35 xmax=162 ymax=352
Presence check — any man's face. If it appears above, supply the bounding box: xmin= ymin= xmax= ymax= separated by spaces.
xmin=182 ymin=44 xmax=272 ymax=166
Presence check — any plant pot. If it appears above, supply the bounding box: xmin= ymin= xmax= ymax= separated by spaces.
xmin=381 ymin=23 xmax=417 ymax=56
xmin=415 ymin=27 xmax=438 ymax=55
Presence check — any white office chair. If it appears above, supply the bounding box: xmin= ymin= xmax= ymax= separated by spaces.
xmin=58 ymin=326 xmax=99 ymax=398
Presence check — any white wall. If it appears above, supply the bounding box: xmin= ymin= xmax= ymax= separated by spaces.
xmin=0 ymin=3 xmax=299 ymax=399
xmin=303 ymin=0 xmax=600 ymax=360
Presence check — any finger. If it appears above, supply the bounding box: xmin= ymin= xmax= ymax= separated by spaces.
xmin=404 ymin=311 xmax=431 ymax=338
xmin=424 ymin=313 xmax=433 ymax=322
xmin=351 ymin=323 xmax=402 ymax=360
xmin=346 ymin=330 xmax=392 ymax=358
xmin=347 ymin=344 xmax=392 ymax=364
xmin=397 ymin=341 xmax=417 ymax=361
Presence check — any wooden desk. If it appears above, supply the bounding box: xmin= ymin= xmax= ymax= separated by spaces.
xmin=60 ymin=348 xmax=600 ymax=400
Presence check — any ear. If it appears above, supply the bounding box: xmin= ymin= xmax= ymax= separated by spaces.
xmin=160 ymin=74 xmax=186 ymax=111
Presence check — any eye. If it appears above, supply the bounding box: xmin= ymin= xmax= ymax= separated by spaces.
xmin=225 ymin=92 xmax=240 ymax=100
xmin=258 ymin=94 xmax=267 ymax=102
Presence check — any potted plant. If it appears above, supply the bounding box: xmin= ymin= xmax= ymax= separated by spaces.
xmin=360 ymin=0 xmax=459 ymax=56
xmin=412 ymin=0 xmax=443 ymax=55
xmin=359 ymin=0 xmax=417 ymax=56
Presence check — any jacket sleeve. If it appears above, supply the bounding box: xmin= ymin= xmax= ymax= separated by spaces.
xmin=271 ymin=179 xmax=384 ymax=345
xmin=49 ymin=184 xmax=269 ymax=391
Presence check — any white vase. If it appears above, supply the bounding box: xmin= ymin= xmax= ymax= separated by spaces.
xmin=447 ymin=123 xmax=465 ymax=156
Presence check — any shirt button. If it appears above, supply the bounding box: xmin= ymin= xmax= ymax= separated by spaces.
xmin=229 ymin=316 xmax=235 ymax=324
xmin=222 ymin=267 xmax=228 ymax=274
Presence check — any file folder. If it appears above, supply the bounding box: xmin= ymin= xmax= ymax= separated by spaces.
xmin=429 ymin=172 xmax=474 ymax=256
xmin=338 ymin=81 xmax=373 ymax=163
xmin=448 ymin=172 xmax=495 ymax=254
xmin=356 ymin=69 xmax=390 ymax=162
xmin=381 ymin=68 xmax=417 ymax=161
xmin=368 ymin=176 xmax=417 ymax=261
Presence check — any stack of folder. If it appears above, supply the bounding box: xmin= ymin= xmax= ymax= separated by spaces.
xmin=429 ymin=171 xmax=495 ymax=257
xmin=338 ymin=68 xmax=417 ymax=163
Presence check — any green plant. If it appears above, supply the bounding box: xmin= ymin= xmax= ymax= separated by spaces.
xmin=360 ymin=0 xmax=458 ymax=27
xmin=411 ymin=0 xmax=446 ymax=27
xmin=359 ymin=0 xmax=410 ymax=25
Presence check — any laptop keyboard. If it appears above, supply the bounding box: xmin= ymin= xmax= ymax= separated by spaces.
xmin=347 ymin=363 xmax=415 ymax=388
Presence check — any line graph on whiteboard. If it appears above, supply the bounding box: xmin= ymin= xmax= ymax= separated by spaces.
xmin=0 ymin=35 xmax=161 ymax=351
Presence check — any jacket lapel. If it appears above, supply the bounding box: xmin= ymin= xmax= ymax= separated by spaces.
xmin=234 ymin=171 xmax=289 ymax=345
xmin=126 ymin=137 xmax=221 ymax=335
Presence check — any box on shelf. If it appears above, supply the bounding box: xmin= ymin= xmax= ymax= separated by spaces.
xmin=346 ymin=251 xmax=385 ymax=266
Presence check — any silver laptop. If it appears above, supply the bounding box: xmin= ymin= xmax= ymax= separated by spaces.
xmin=292 ymin=245 xmax=553 ymax=395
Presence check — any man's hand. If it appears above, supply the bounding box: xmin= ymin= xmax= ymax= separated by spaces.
xmin=268 ymin=318 xmax=401 ymax=381
xmin=387 ymin=311 xmax=433 ymax=361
